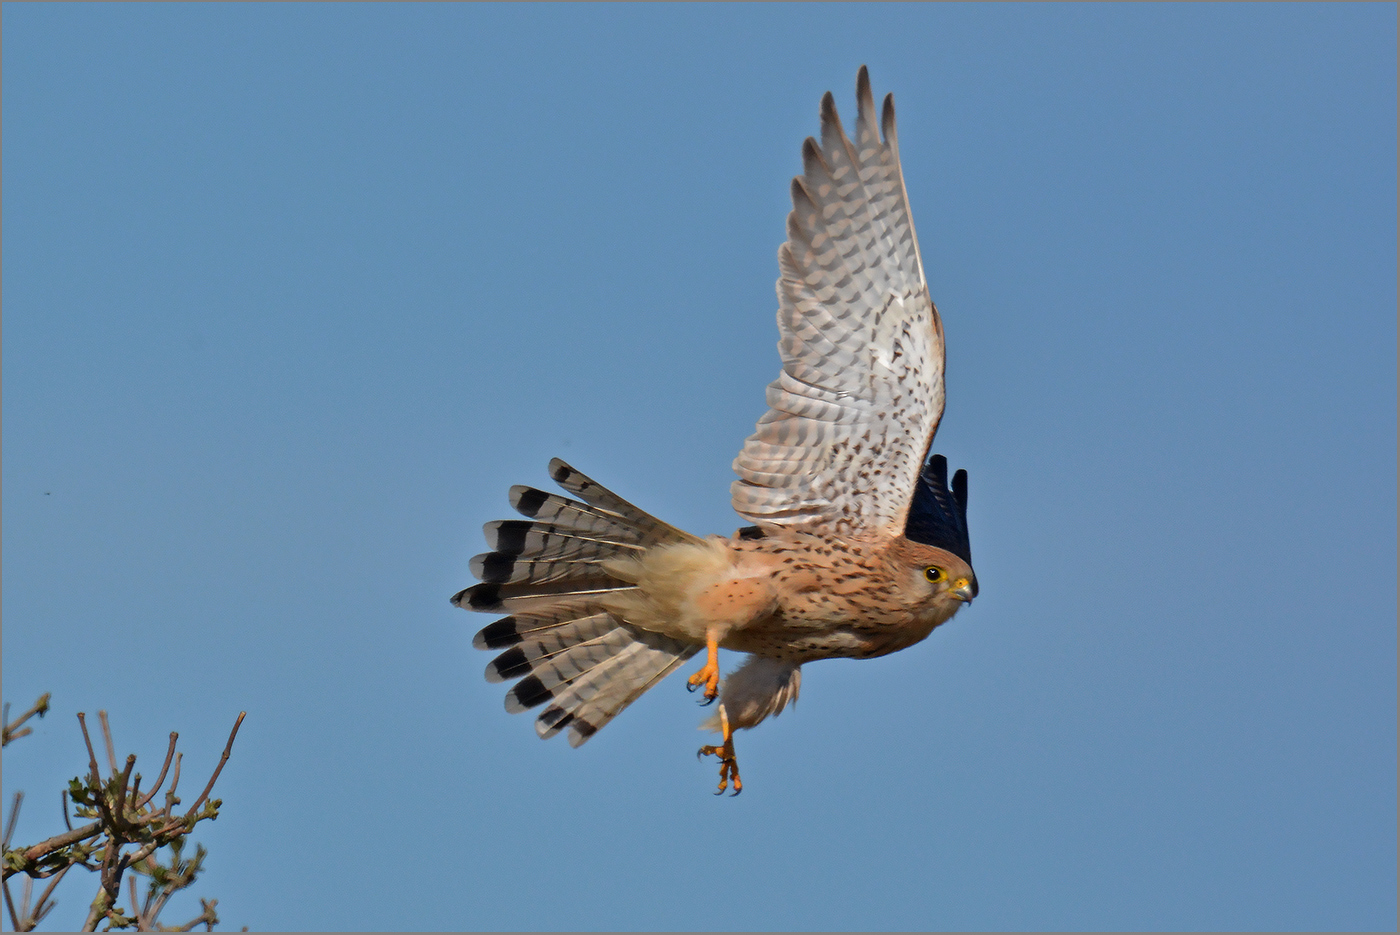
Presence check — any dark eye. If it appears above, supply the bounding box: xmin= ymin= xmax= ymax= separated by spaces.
xmin=924 ymin=567 xmax=945 ymax=583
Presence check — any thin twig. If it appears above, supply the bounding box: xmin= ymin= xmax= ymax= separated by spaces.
xmin=167 ymin=751 xmax=184 ymax=811
xmin=114 ymin=755 xmax=136 ymax=829
xmin=76 ymin=715 xmax=118 ymax=831
xmin=30 ymin=863 xmax=70 ymax=927
xmin=173 ymin=898 xmax=218 ymax=932
xmin=2 ymin=876 xmax=20 ymax=932
xmin=3 ymin=792 xmax=23 ymax=849
xmin=185 ymin=713 xmax=244 ymax=818
xmin=2 ymin=694 xmax=51 ymax=747
xmin=97 ymin=711 xmax=118 ymax=777
xmin=127 ymin=873 xmax=142 ymax=928
xmin=76 ymin=714 xmax=102 ymax=784
xmin=61 ymin=789 xmax=74 ymax=832
xmin=136 ymin=733 xmax=178 ymax=808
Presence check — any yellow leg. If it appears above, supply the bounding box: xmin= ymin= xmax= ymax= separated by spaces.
xmin=686 ymin=634 xmax=721 ymax=703
xmin=697 ymin=704 xmax=742 ymax=795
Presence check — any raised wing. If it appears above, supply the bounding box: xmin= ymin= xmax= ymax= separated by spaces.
xmin=731 ymin=66 xmax=945 ymax=539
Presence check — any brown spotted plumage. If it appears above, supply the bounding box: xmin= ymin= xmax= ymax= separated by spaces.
xmin=453 ymin=67 xmax=978 ymax=793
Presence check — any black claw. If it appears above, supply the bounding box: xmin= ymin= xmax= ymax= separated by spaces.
xmin=686 ymin=682 xmax=698 ymax=693
xmin=713 ymin=788 xmax=725 ymax=796
xmin=698 ymin=694 xmax=716 ymax=707
xmin=696 ymin=748 xmax=705 ymax=761
xmin=730 ymin=787 xmax=742 ymax=797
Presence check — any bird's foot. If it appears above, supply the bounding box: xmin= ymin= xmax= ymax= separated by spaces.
xmin=686 ymin=634 xmax=722 ymax=704
xmin=686 ymin=659 xmax=720 ymax=704
xmin=697 ymin=704 xmax=741 ymax=795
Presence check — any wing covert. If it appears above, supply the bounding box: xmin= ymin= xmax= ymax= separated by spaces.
xmin=731 ymin=66 xmax=946 ymax=539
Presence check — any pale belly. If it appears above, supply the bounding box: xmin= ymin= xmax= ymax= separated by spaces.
xmin=721 ymin=601 xmax=951 ymax=663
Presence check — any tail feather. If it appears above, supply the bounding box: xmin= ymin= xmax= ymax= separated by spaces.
xmin=474 ymin=607 xmax=613 ymax=650
xmin=457 ymin=459 xmax=701 ymax=746
xmin=469 ymin=552 xmax=618 ymax=586
xmin=503 ymin=626 xmax=639 ymax=708
xmin=546 ymin=459 xmax=702 ymax=547
xmin=530 ymin=641 xmax=647 ymax=730
xmin=535 ymin=630 xmax=700 ymax=747
xmin=453 ymin=581 xmax=625 ymax=614
xmin=483 ymin=612 xmax=617 ymax=683
xmin=484 ymin=519 xmax=646 ymax=559
xmin=548 ymin=636 xmax=698 ymax=747
xmin=507 ymin=488 xmax=651 ymax=543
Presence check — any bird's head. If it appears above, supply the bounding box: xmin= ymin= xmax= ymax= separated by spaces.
xmin=898 ymin=453 xmax=976 ymax=616
xmin=891 ymin=538 xmax=978 ymax=614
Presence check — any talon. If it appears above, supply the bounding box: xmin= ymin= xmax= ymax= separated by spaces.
xmin=696 ymin=704 xmax=742 ymax=796
xmin=685 ymin=661 xmax=720 ymax=701
xmin=685 ymin=633 xmax=722 ymax=702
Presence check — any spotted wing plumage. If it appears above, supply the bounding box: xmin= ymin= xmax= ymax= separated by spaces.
xmin=732 ymin=66 xmax=945 ymax=539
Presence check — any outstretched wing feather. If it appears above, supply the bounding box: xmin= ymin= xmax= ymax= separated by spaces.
xmin=732 ymin=66 xmax=944 ymax=538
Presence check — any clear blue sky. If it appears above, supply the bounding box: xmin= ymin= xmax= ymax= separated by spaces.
xmin=3 ymin=4 xmax=1394 ymax=930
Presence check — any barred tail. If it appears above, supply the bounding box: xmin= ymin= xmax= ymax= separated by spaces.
xmin=453 ymin=459 xmax=701 ymax=747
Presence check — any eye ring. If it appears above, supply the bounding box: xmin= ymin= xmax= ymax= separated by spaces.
xmin=924 ymin=566 xmax=945 ymax=583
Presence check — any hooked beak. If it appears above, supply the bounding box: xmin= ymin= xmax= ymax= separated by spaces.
xmin=950 ymin=578 xmax=975 ymax=603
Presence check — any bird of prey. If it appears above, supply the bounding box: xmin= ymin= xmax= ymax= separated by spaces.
xmin=453 ymin=66 xmax=976 ymax=794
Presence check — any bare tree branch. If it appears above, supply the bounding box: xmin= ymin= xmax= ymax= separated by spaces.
xmin=3 ymin=875 xmax=21 ymax=932
xmin=171 ymin=898 xmax=219 ymax=932
xmin=2 ymin=694 xmax=51 ymax=747
xmin=98 ymin=711 xmax=118 ymax=777
xmin=114 ymin=754 xmax=137 ymax=830
xmin=3 ymin=820 xmax=104 ymax=878
xmin=166 ymin=753 xmax=184 ymax=814
xmin=29 ymin=863 xmax=69 ymax=929
xmin=135 ymin=734 xmax=178 ymax=809
xmin=5 ymin=702 xmax=243 ymax=930
xmin=127 ymin=873 xmax=143 ymax=929
xmin=76 ymin=714 xmax=103 ymax=784
xmin=3 ymin=793 xmax=23 ymax=850
xmin=185 ymin=713 xmax=245 ymax=818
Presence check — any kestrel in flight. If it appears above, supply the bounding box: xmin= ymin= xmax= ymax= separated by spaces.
xmin=454 ymin=67 xmax=977 ymax=794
